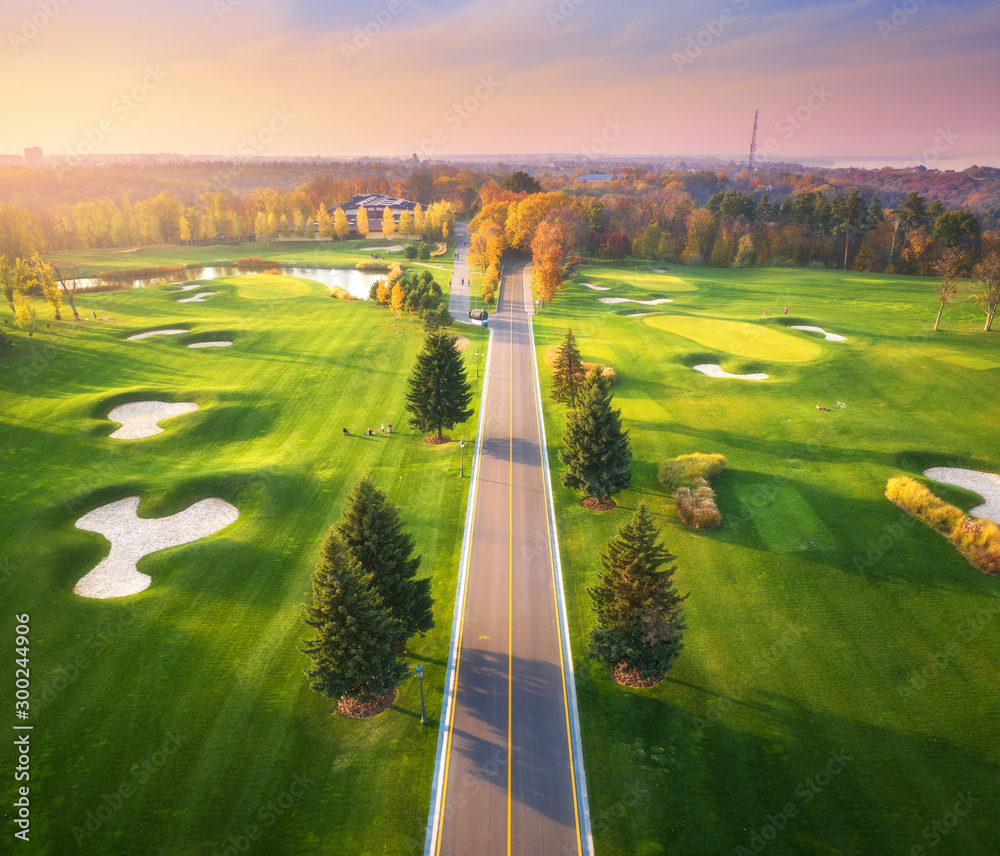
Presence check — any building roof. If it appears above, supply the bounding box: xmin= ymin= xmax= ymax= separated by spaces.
xmin=329 ymin=194 xmax=418 ymax=215
xmin=327 ymin=194 xmax=420 ymax=232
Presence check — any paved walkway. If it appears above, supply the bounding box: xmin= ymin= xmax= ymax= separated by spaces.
xmin=426 ymin=260 xmax=591 ymax=856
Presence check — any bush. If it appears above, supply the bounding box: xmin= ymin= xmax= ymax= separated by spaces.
xmin=885 ymin=475 xmax=1000 ymax=574
xmin=675 ymin=486 xmax=721 ymax=529
xmin=0 ymin=329 xmax=11 ymax=353
xmin=329 ymin=286 xmax=356 ymax=300
xmin=404 ymin=245 xmax=418 ymax=260
xmin=658 ymin=453 xmax=727 ymax=490
xmin=235 ymin=257 xmax=271 ymax=268
xmin=417 ymin=242 xmax=431 ymax=260
xmin=356 ymin=260 xmax=393 ymax=272
xmin=683 ymin=252 xmax=703 ymax=267
xmin=583 ymin=363 xmax=617 ymax=385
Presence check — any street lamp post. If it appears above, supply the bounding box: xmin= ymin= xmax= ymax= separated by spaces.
xmin=415 ymin=664 xmax=427 ymax=724
xmin=475 ymin=349 xmax=479 ymax=378
xmin=460 ymin=439 xmax=466 ymax=478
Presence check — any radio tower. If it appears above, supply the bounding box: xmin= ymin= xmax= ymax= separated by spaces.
xmin=745 ymin=109 xmax=759 ymax=190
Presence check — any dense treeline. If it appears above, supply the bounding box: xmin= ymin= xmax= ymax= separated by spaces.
xmin=1 ymin=160 xmax=997 ymax=282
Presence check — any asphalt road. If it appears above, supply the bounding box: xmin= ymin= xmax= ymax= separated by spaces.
xmin=430 ymin=260 xmax=587 ymax=856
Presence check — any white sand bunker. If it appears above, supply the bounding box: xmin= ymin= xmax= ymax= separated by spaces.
xmin=178 ymin=292 xmax=217 ymax=303
xmin=175 ymin=283 xmax=203 ymax=291
xmin=625 ymin=313 xmax=652 ymax=318
xmin=107 ymin=401 xmax=199 ymax=439
xmin=791 ymin=326 xmax=847 ymax=342
xmin=693 ymin=364 xmax=769 ymax=380
xmin=599 ymin=297 xmax=673 ymax=305
xmin=582 ymin=283 xmax=612 ymax=291
xmin=74 ymin=496 xmax=239 ymax=598
xmin=187 ymin=341 xmax=232 ymax=348
xmin=923 ymin=467 xmax=1000 ymax=524
xmin=127 ymin=329 xmax=188 ymax=341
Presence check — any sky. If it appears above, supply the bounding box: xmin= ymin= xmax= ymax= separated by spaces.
xmin=1 ymin=0 xmax=998 ymax=166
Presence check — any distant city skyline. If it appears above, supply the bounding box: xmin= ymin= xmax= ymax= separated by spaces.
xmin=2 ymin=0 xmax=996 ymax=167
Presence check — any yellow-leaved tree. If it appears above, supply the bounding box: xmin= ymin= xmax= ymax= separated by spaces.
xmin=334 ymin=208 xmax=349 ymax=241
xmin=382 ymin=207 xmax=396 ymax=239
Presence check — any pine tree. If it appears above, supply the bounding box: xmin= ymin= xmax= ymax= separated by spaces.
xmin=336 ymin=477 xmax=433 ymax=650
xmin=405 ymin=331 xmax=474 ymax=441
xmin=559 ymin=368 xmax=632 ymax=503
xmin=551 ymin=327 xmax=586 ymax=407
xmin=588 ymin=502 xmax=686 ymax=682
xmin=301 ymin=529 xmax=407 ymax=706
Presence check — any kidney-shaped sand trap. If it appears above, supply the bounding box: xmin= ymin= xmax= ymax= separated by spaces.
xmin=178 ymin=291 xmax=217 ymax=303
xmin=693 ymin=364 xmax=769 ymax=380
xmin=175 ymin=283 xmax=203 ymax=291
xmin=582 ymin=283 xmax=612 ymax=291
xmin=74 ymin=496 xmax=239 ymax=598
xmin=187 ymin=341 xmax=233 ymax=348
xmin=791 ymin=325 xmax=847 ymax=342
xmin=107 ymin=401 xmax=199 ymax=439
xmin=923 ymin=467 xmax=1000 ymax=524
xmin=126 ymin=329 xmax=188 ymax=341
xmin=600 ymin=297 xmax=673 ymax=305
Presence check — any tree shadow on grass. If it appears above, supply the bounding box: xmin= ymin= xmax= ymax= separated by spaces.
xmin=576 ymin=672 xmax=1000 ymax=856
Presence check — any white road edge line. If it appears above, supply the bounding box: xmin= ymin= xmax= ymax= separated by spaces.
xmin=529 ymin=310 xmax=595 ymax=856
xmin=423 ymin=274 xmax=500 ymax=856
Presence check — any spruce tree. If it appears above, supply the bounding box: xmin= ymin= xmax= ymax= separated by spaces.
xmin=337 ymin=477 xmax=433 ymax=650
xmin=301 ymin=529 xmax=407 ymax=705
xmin=404 ymin=331 xmax=474 ymax=441
xmin=551 ymin=327 xmax=586 ymax=407
xmin=559 ymin=368 xmax=632 ymax=503
xmin=588 ymin=502 xmax=687 ymax=682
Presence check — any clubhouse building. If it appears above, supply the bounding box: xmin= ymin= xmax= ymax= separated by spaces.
xmin=328 ymin=194 xmax=419 ymax=237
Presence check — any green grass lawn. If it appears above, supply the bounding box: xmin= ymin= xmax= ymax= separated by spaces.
xmin=0 ymin=277 xmax=484 ymax=855
xmin=534 ymin=260 xmax=1000 ymax=855
xmin=43 ymin=238 xmax=456 ymax=278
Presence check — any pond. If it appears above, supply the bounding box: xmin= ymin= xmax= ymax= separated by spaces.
xmin=70 ymin=264 xmax=385 ymax=300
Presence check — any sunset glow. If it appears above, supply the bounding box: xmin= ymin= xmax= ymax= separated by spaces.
xmin=2 ymin=0 xmax=997 ymax=164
